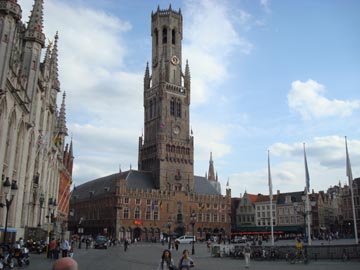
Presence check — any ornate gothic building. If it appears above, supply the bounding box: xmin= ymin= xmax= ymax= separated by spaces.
xmin=0 ymin=0 xmax=73 ymax=241
xmin=70 ymin=6 xmax=231 ymax=241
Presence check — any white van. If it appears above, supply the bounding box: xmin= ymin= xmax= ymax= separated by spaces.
xmin=175 ymin=235 xmax=196 ymax=244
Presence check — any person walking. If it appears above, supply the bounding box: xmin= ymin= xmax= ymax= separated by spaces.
xmin=49 ymin=238 xmax=57 ymax=259
xmin=178 ymin=249 xmax=194 ymax=270
xmin=157 ymin=249 xmax=176 ymax=270
xmin=60 ymin=238 xmax=70 ymax=258
xmin=52 ymin=257 xmax=78 ymax=270
xmin=243 ymin=242 xmax=251 ymax=269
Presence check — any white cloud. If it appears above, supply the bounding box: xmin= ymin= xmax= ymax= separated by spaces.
xmin=229 ymin=136 xmax=360 ymax=196
xmin=183 ymin=0 xmax=253 ymax=105
xmin=287 ymin=79 xmax=360 ymax=120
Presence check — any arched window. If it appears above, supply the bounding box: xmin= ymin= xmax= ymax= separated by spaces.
xmin=149 ymin=100 xmax=153 ymax=118
xmin=166 ymin=144 xmax=170 ymax=152
xmin=170 ymin=98 xmax=175 ymax=116
xmin=153 ymin=98 xmax=156 ymax=117
xmin=162 ymin=27 xmax=167 ymax=44
xmin=154 ymin=28 xmax=158 ymax=46
xmin=172 ymin=29 xmax=176 ymax=45
xmin=176 ymin=100 xmax=181 ymax=118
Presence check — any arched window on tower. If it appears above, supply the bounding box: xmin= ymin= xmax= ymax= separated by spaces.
xmin=176 ymin=100 xmax=181 ymax=118
xmin=172 ymin=29 xmax=176 ymax=45
xmin=149 ymin=99 xmax=153 ymax=119
xmin=155 ymin=28 xmax=158 ymax=46
xmin=162 ymin=27 xmax=167 ymax=44
xmin=153 ymin=98 xmax=157 ymax=117
xmin=170 ymin=98 xmax=175 ymax=116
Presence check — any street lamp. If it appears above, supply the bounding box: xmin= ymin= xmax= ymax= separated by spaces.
xmin=46 ymin=197 xmax=57 ymax=257
xmin=38 ymin=192 xmax=45 ymax=227
xmin=190 ymin=210 xmax=197 ymax=255
xmin=167 ymin=217 xmax=172 ymax=249
xmin=0 ymin=177 xmax=18 ymax=243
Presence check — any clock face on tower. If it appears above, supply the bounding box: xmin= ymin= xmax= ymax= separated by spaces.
xmin=171 ymin=55 xmax=179 ymax=65
xmin=173 ymin=126 xmax=180 ymax=135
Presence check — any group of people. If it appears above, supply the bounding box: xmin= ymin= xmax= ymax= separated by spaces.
xmin=48 ymin=238 xmax=74 ymax=259
xmin=157 ymin=249 xmax=194 ymax=270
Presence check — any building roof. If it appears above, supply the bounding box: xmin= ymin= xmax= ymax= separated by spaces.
xmin=276 ymin=191 xmax=304 ymax=204
xmin=72 ymin=170 xmax=221 ymax=201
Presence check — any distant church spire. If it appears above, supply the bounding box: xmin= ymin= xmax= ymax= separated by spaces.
xmin=207 ymin=152 xmax=216 ymax=181
xmin=144 ymin=62 xmax=150 ymax=89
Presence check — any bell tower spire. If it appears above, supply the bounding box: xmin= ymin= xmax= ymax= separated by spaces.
xmin=138 ymin=6 xmax=194 ymax=192
xmin=25 ymin=0 xmax=45 ymax=47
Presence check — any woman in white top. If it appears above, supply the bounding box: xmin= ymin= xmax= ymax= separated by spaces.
xmin=157 ymin=249 xmax=176 ymax=270
xmin=178 ymin=249 xmax=194 ymax=270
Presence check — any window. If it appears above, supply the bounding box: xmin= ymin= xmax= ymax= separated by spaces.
xmin=136 ymin=199 xmax=141 ymax=205
xmin=124 ymin=197 xmax=129 ymax=204
xmin=176 ymin=100 xmax=181 ymax=118
xmin=124 ymin=208 xmax=129 ymax=219
xmin=213 ymin=213 xmax=218 ymax=222
xmin=170 ymin=99 xmax=175 ymax=116
xmin=172 ymin=29 xmax=176 ymax=45
xmin=162 ymin=28 xmax=167 ymax=44
xmin=198 ymin=212 xmax=202 ymax=222
xmin=154 ymin=208 xmax=159 ymax=220
xmin=134 ymin=207 xmax=140 ymax=219
xmin=206 ymin=212 xmax=210 ymax=222
xmin=155 ymin=28 xmax=158 ymax=46
xmin=146 ymin=207 xmax=151 ymax=220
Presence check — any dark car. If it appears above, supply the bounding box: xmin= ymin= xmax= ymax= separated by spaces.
xmin=94 ymin=235 xmax=108 ymax=249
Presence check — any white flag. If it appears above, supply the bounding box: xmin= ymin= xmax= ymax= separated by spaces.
xmin=345 ymin=137 xmax=353 ymax=191
xmin=268 ymin=150 xmax=273 ymax=200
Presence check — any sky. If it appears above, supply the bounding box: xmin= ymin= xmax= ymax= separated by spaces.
xmin=19 ymin=0 xmax=360 ymax=197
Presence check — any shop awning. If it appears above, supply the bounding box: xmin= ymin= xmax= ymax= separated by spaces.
xmin=0 ymin=228 xmax=17 ymax=233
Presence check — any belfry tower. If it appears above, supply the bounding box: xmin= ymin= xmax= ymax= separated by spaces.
xmin=138 ymin=5 xmax=194 ymax=192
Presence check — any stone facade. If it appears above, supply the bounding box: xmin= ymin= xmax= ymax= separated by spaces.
xmin=0 ymin=0 xmax=72 ymax=241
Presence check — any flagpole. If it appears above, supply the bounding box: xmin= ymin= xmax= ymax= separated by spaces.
xmin=345 ymin=137 xmax=359 ymax=244
xmin=303 ymin=143 xmax=312 ymax=246
xmin=268 ymin=150 xmax=274 ymax=246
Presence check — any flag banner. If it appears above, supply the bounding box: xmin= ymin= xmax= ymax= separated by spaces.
xmin=268 ymin=150 xmax=273 ymax=200
xmin=345 ymin=137 xmax=353 ymax=190
xmin=303 ymin=144 xmax=310 ymax=193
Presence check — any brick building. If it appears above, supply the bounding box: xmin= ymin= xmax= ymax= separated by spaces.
xmin=69 ymin=6 xmax=231 ymax=242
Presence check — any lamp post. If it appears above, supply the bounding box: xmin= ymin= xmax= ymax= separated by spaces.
xmin=46 ymin=197 xmax=57 ymax=257
xmin=38 ymin=192 xmax=45 ymax=227
xmin=0 ymin=177 xmax=18 ymax=243
xmin=167 ymin=217 xmax=172 ymax=249
xmin=190 ymin=210 xmax=196 ymax=255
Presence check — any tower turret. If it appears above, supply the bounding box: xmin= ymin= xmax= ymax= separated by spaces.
xmin=0 ymin=0 xmax=22 ymax=91
xmin=21 ymin=0 xmax=45 ymax=101
xmin=50 ymin=32 xmax=60 ymax=91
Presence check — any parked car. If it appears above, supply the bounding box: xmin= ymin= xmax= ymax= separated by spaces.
xmin=175 ymin=235 xmax=196 ymax=244
xmin=232 ymin=236 xmax=247 ymax=243
xmin=94 ymin=235 xmax=108 ymax=249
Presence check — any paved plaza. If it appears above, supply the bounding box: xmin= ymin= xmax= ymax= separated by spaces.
xmin=24 ymin=240 xmax=359 ymax=270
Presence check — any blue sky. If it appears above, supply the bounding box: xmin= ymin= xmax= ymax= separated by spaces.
xmin=19 ymin=0 xmax=360 ymax=197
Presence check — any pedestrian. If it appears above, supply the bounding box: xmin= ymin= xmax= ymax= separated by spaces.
xmin=175 ymin=240 xmax=179 ymax=251
xmin=52 ymin=257 xmax=78 ymax=270
xmin=61 ymin=238 xmax=70 ymax=258
xmin=178 ymin=249 xmax=194 ymax=270
xmin=157 ymin=249 xmax=176 ymax=270
xmin=206 ymin=239 xmax=211 ymax=252
xmin=243 ymin=242 xmax=251 ymax=269
xmin=49 ymin=238 xmax=57 ymax=259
